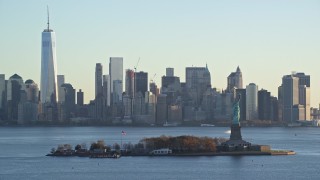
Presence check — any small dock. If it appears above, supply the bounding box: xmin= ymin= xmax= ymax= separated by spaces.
xmin=271 ymin=150 xmax=296 ymax=155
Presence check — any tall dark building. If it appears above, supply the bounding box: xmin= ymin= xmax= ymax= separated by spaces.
xmin=270 ymin=96 xmax=279 ymax=121
xmin=282 ymin=75 xmax=299 ymax=123
xmin=185 ymin=65 xmax=211 ymax=107
xmin=149 ymin=82 xmax=158 ymax=96
xmin=95 ymin=63 xmax=103 ymax=98
xmin=125 ymin=69 xmax=135 ymax=98
xmin=258 ymin=89 xmax=271 ymax=120
xmin=60 ymin=83 xmax=76 ymax=119
xmin=156 ymin=94 xmax=167 ymax=125
xmin=77 ymin=89 xmax=84 ymax=106
xmin=235 ymin=89 xmax=246 ymax=121
xmin=135 ymin=71 xmax=148 ymax=98
xmin=161 ymin=76 xmax=181 ymax=92
xmin=0 ymin=74 xmax=6 ymax=120
xmin=18 ymin=79 xmax=39 ymax=124
xmin=7 ymin=74 xmax=24 ymax=122
xmin=161 ymin=76 xmax=181 ymax=105
xmin=294 ymin=72 xmax=311 ymax=120
xmin=277 ymin=86 xmax=283 ymax=121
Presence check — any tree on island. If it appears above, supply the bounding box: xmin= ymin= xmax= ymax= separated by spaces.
xmin=75 ymin=144 xmax=82 ymax=151
xmin=141 ymin=135 xmax=227 ymax=153
xmin=113 ymin=143 xmax=120 ymax=151
xmin=90 ymin=140 xmax=111 ymax=152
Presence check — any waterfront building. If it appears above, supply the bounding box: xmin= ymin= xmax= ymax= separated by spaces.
xmin=0 ymin=74 xmax=5 ymax=109
xmin=185 ymin=65 xmax=211 ymax=107
xmin=227 ymin=66 xmax=243 ymax=92
xmin=57 ymin=75 xmax=65 ymax=102
xmin=292 ymin=104 xmax=305 ymax=121
xmin=135 ymin=71 xmax=148 ymax=98
xmin=40 ymin=10 xmax=58 ymax=104
xmin=298 ymin=85 xmax=310 ymax=120
xmin=95 ymin=63 xmax=103 ymax=98
xmin=278 ymin=86 xmax=283 ymax=122
xmin=6 ymin=74 xmax=25 ymax=122
xmin=270 ymin=96 xmax=279 ymax=121
xmin=60 ymin=83 xmax=76 ymax=120
xmin=282 ymin=75 xmax=299 ymax=123
xmin=294 ymin=72 xmax=311 ymax=120
xmin=156 ymin=94 xmax=167 ymax=125
xmin=0 ymin=75 xmax=5 ymax=120
xmin=18 ymin=101 xmax=38 ymax=124
xmin=77 ymin=89 xmax=84 ymax=106
xmin=311 ymin=106 xmax=320 ymax=120
xmin=258 ymin=89 xmax=271 ymax=120
xmin=18 ymin=79 xmax=39 ymax=124
xmin=246 ymin=83 xmax=258 ymax=121
xmin=109 ymin=57 xmax=123 ymax=104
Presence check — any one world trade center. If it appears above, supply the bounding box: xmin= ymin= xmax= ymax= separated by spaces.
xmin=40 ymin=8 xmax=58 ymax=105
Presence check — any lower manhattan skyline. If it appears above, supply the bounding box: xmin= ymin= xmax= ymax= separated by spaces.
xmin=1 ymin=0 xmax=320 ymax=107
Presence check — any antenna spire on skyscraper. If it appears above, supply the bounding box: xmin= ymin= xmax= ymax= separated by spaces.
xmin=47 ymin=5 xmax=50 ymax=30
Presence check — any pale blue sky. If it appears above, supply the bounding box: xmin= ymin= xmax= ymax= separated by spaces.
xmin=0 ymin=0 xmax=320 ymax=106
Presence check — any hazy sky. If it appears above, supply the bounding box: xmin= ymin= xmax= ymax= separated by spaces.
xmin=0 ymin=0 xmax=320 ymax=106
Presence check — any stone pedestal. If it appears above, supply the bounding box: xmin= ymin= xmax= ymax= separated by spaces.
xmin=230 ymin=124 xmax=242 ymax=140
xmin=218 ymin=123 xmax=251 ymax=152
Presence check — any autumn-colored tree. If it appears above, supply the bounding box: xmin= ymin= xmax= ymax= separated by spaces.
xmin=75 ymin=144 xmax=82 ymax=151
xmin=141 ymin=135 xmax=223 ymax=153
xmin=90 ymin=140 xmax=106 ymax=150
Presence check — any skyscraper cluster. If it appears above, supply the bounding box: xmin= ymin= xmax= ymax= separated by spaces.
xmin=279 ymin=73 xmax=311 ymax=124
xmin=0 ymin=10 xmax=318 ymax=126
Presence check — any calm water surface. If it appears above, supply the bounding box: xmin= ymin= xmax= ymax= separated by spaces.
xmin=0 ymin=127 xmax=319 ymax=180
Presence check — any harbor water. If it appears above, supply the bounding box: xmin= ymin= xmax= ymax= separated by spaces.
xmin=0 ymin=127 xmax=319 ymax=180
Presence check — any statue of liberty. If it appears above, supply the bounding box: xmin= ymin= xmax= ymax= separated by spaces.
xmin=232 ymin=93 xmax=241 ymax=125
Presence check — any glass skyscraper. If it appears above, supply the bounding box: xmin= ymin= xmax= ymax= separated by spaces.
xmin=40 ymin=11 xmax=58 ymax=104
xmin=246 ymin=83 xmax=258 ymax=120
xmin=109 ymin=57 xmax=123 ymax=104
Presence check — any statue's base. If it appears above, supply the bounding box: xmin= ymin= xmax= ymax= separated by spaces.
xmin=230 ymin=124 xmax=242 ymax=140
xmin=218 ymin=124 xmax=252 ymax=152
